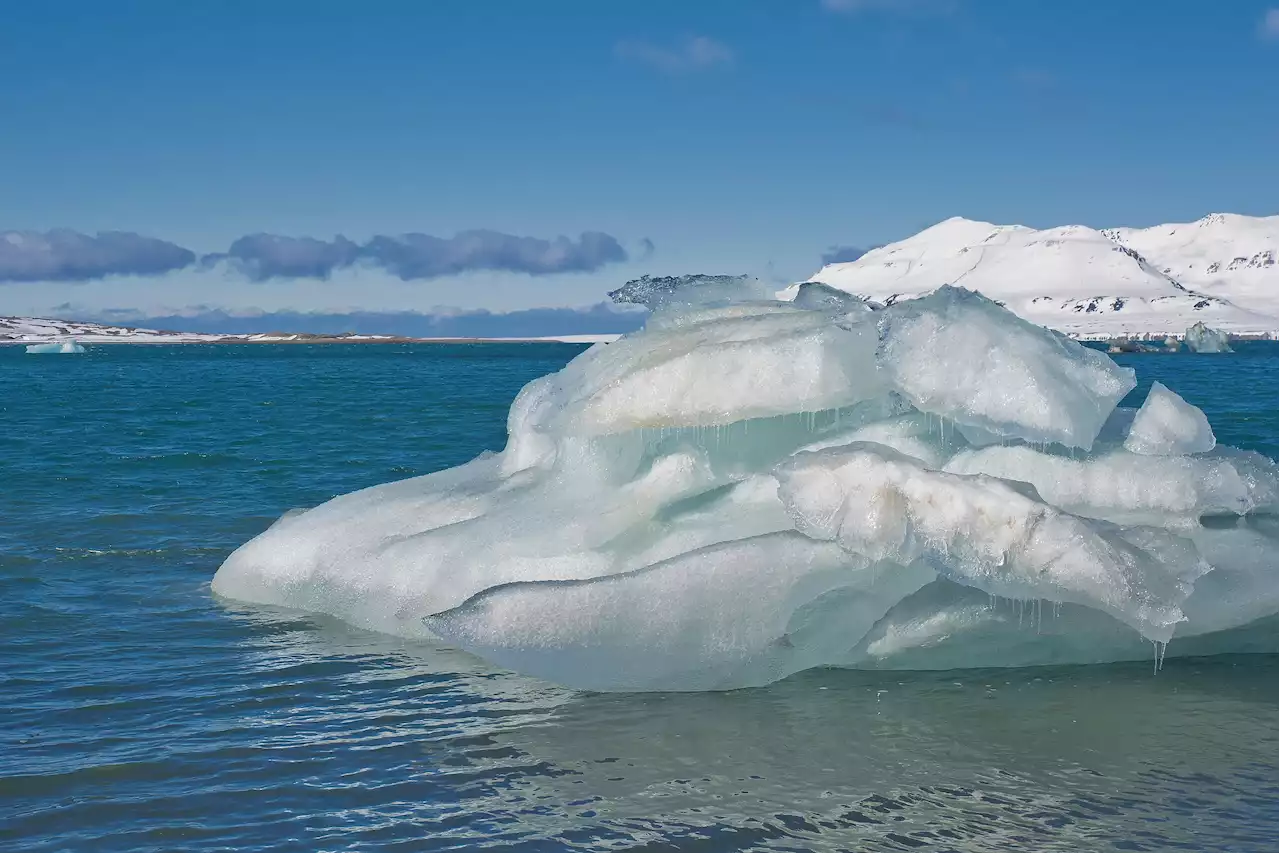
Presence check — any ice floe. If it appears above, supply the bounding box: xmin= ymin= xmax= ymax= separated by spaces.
xmin=212 ymin=283 xmax=1278 ymax=690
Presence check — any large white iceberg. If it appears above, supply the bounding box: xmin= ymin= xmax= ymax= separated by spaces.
xmin=212 ymin=284 xmax=1278 ymax=691
xmin=25 ymin=340 xmax=85 ymax=354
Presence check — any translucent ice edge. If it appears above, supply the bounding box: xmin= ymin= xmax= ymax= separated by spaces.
xmin=211 ymin=285 xmax=1279 ymax=691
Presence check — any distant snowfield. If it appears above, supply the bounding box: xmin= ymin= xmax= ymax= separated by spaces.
xmin=786 ymin=212 xmax=1278 ymax=338
xmin=0 ymin=316 xmax=224 ymax=343
xmin=0 ymin=316 xmax=422 ymax=343
xmin=495 ymin=334 xmax=623 ymax=344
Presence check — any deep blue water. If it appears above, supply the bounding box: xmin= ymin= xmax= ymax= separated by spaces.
xmin=2 ymin=342 xmax=1276 ymax=852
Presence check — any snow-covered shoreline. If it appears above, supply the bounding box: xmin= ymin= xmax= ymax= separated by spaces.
xmin=0 ymin=317 xmax=622 ymax=345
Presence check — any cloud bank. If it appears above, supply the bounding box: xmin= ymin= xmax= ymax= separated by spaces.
xmin=209 ymin=234 xmax=362 ymax=281
xmin=361 ymin=230 xmax=628 ymax=280
xmin=1 ymin=228 xmax=633 ymax=283
xmin=0 ymin=230 xmax=195 ymax=282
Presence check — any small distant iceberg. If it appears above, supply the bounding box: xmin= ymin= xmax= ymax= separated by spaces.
xmin=1183 ymin=322 xmax=1232 ymax=353
xmin=26 ymin=340 xmax=86 ymax=354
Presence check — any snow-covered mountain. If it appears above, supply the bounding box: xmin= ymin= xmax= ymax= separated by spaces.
xmin=1102 ymin=213 xmax=1278 ymax=320
xmin=791 ymin=213 xmax=1278 ymax=338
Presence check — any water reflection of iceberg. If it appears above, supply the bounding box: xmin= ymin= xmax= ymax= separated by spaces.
xmin=217 ymin=601 xmax=576 ymax=746
xmin=213 ymin=282 xmax=1278 ymax=691
xmin=475 ymin=658 xmax=1277 ymax=851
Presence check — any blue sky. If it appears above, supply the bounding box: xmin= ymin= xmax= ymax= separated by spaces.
xmin=2 ymin=1 xmax=1277 ymax=333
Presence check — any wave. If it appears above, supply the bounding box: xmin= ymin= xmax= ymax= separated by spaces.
xmin=211 ymin=284 xmax=1278 ymax=691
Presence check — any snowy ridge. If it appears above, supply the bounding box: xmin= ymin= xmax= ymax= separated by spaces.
xmin=0 ymin=316 xmax=409 ymax=343
xmin=792 ymin=213 xmax=1278 ymax=337
xmin=0 ymin=316 xmax=224 ymax=343
xmin=1103 ymin=213 xmax=1279 ymax=320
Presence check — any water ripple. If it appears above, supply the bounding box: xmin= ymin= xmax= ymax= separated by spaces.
xmin=1 ymin=343 xmax=1275 ymax=851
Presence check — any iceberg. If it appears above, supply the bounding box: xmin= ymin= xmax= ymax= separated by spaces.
xmin=607 ymin=273 xmax=769 ymax=310
xmin=1124 ymin=381 xmax=1216 ymax=456
xmin=211 ymin=285 xmax=1278 ymax=691
xmin=1183 ymin=321 xmax=1232 ymax=353
xmin=25 ymin=340 xmax=86 ymax=354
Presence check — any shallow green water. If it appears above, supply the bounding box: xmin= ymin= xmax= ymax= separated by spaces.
xmin=2 ymin=342 xmax=1276 ymax=852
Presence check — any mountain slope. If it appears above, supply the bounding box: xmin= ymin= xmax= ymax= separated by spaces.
xmin=1103 ymin=213 xmax=1278 ymax=319
xmin=793 ymin=213 xmax=1277 ymax=337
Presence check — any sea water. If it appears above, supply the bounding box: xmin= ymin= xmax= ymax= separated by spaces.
xmin=1 ymin=342 xmax=1276 ymax=852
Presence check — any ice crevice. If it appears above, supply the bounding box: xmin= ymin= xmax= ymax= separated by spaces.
xmin=211 ymin=283 xmax=1278 ymax=691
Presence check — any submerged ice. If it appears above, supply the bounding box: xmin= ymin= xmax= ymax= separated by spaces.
xmin=212 ymin=284 xmax=1278 ymax=691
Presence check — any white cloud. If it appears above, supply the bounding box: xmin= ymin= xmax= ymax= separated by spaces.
xmin=820 ymin=0 xmax=951 ymax=14
xmin=821 ymin=0 xmax=879 ymax=11
xmin=615 ymin=36 xmax=734 ymax=74
xmin=1263 ymin=8 xmax=1279 ymax=39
